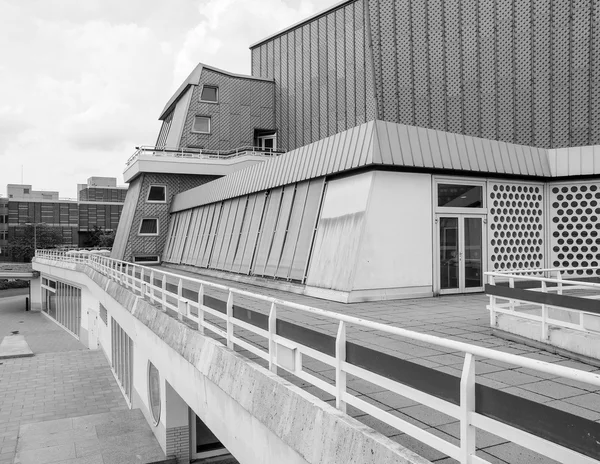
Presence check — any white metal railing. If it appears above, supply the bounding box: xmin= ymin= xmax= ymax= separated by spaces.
xmin=36 ymin=250 xmax=600 ymax=464
xmin=486 ymin=267 xmax=600 ymax=341
xmin=126 ymin=145 xmax=285 ymax=166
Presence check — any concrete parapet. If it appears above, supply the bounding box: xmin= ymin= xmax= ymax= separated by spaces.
xmin=77 ymin=263 xmax=431 ymax=464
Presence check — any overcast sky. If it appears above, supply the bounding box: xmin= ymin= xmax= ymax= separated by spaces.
xmin=0 ymin=0 xmax=338 ymax=198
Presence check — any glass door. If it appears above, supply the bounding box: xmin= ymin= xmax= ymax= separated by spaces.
xmin=438 ymin=215 xmax=484 ymax=294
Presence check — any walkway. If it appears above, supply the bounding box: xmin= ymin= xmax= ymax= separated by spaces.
xmin=0 ymin=293 xmax=164 ymax=464
xmin=161 ymin=265 xmax=600 ymax=464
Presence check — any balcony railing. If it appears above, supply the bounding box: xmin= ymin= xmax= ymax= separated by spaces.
xmin=486 ymin=266 xmax=600 ymax=341
xmin=126 ymin=145 xmax=285 ymax=167
xmin=34 ymin=249 xmax=600 ymax=463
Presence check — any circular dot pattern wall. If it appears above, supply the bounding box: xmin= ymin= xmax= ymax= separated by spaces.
xmin=550 ymin=183 xmax=600 ymax=276
xmin=489 ymin=183 xmax=544 ymax=271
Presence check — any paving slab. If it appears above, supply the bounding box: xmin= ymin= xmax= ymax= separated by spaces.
xmin=13 ymin=410 xmax=165 ymax=464
xmin=0 ymin=335 xmax=33 ymax=360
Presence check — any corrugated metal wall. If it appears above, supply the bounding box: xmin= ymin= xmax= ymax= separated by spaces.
xmin=367 ymin=0 xmax=600 ymax=149
xmin=163 ymin=178 xmax=325 ymax=282
xmin=250 ymin=0 xmax=377 ymax=151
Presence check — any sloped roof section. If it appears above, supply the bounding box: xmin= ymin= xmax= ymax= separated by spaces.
xmin=372 ymin=120 xmax=552 ymax=177
xmin=170 ymin=120 xmax=599 ymax=213
xmin=171 ymin=121 xmax=376 ymax=212
xmin=159 ymin=63 xmax=274 ymax=120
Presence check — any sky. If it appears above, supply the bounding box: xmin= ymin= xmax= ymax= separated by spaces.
xmin=0 ymin=0 xmax=339 ymax=199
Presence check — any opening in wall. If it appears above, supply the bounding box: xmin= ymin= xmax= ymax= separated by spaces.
xmin=200 ymin=85 xmax=218 ymax=103
xmin=133 ymin=255 xmax=160 ymax=264
xmin=254 ymin=129 xmax=277 ymax=151
xmin=192 ymin=116 xmax=211 ymax=134
xmin=147 ymin=185 xmax=166 ymax=203
xmin=138 ymin=218 xmax=159 ymax=236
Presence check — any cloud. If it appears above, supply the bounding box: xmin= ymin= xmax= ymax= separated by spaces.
xmin=0 ymin=0 xmax=338 ymax=197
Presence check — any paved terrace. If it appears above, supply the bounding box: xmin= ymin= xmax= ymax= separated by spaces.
xmin=160 ymin=265 xmax=600 ymax=464
xmin=0 ymin=291 xmax=165 ymax=464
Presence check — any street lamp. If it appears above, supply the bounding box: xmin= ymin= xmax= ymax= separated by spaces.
xmin=24 ymin=222 xmax=47 ymax=253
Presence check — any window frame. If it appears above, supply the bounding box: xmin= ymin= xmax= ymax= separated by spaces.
xmin=192 ymin=115 xmax=211 ymax=134
xmin=138 ymin=218 xmax=159 ymax=236
xmin=146 ymin=185 xmax=167 ymax=204
xmin=132 ymin=255 xmax=161 ymax=264
xmin=199 ymin=85 xmax=218 ymax=103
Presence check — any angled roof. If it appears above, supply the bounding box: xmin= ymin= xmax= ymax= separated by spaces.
xmin=170 ymin=120 xmax=600 ymax=213
xmin=159 ymin=63 xmax=274 ymax=120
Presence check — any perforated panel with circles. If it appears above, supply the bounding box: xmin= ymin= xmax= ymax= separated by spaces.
xmin=489 ymin=183 xmax=544 ymax=271
xmin=550 ymin=183 xmax=600 ymax=276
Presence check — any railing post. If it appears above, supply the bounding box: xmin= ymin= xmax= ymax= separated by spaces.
xmin=226 ymin=291 xmax=234 ymax=349
xmin=460 ymin=353 xmax=476 ymax=464
xmin=489 ymin=275 xmax=496 ymax=327
xmin=197 ymin=284 xmax=204 ymax=335
xmin=508 ymin=277 xmax=515 ymax=311
xmin=139 ymin=267 xmax=144 ymax=296
xmin=556 ymin=271 xmax=563 ymax=295
xmin=541 ymin=280 xmax=548 ymax=341
xmin=335 ymin=321 xmax=347 ymax=413
xmin=177 ymin=278 xmax=183 ymax=321
xmin=150 ymin=270 xmax=155 ymax=302
xmin=161 ymin=274 xmax=167 ymax=312
xmin=268 ymin=303 xmax=277 ymax=374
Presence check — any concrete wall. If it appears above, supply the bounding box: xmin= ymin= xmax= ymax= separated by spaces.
xmin=306 ymin=172 xmax=372 ymax=292
xmin=33 ymin=258 xmax=429 ymax=464
xmin=352 ymin=171 xmax=432 ymax=298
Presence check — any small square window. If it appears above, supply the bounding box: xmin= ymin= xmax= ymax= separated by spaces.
xmin=192 ymin=116 xmax=211 ymax=134
xmin=200 ymin=85 xmax=218 ymax=103
xmin=139 ymin=218 xmax=159 ymax=236
xmin=147 ymin=185 xmax=166 ymax=203
xmin=23 ymin=188 xmax=30 ymax=194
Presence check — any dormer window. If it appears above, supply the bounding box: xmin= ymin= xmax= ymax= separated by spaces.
xmin=200 ymin=85 xmax=218 ymax=103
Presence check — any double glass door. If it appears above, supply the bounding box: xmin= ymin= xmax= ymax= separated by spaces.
xmin=438 ymin=215 xmax=484 ymax=293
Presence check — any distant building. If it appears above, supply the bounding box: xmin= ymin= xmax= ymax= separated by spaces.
xmin=0 ymin=177 xmax=127 ymax=260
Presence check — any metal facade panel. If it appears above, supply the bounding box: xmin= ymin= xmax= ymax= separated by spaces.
xmin=252 ymin=187 xmax=283 ymax=275
xmin=351 ymin=122 xmax=372 ymax=168
xmin=377 ymin=122 xmax=393 ymax=165
xmin=211 ymin=200 xmax=232 ymax=269
xmin=514 ymin=0 xmax=533 ymax=145
xmin=462 ymin=0 xmax=479 ymax=138
xmin=289 ymin=178 xmax=325 ymax=281
xmin=592 ymin=2 xmax=600 ymax=145
xmin=264 ymin=185 xmax=295 ymax=277
xmin=232 ymin=195 xmax=254 ymax=273
xmin=444 ymin=0 xmax=462 ymax=134
xmin=551 ymin=0 xmax=570 ymax=147
xmin=216 ymin=198 xmax=239 ymax=270
xmin=428 ymin=0 xmax=445 ymax=131
xmin=225 ymin=196 xmax=247 ymax=271
xmin=412 ymin=0 xmax=429 ymax=128
xmin=571 ymin=0 xmax=592 ymax=146
xmin=479 ymin=0 xmax=497 ymax=141
xmin=190 ymin=207 xmax=207 ymax=266
xmin=276 ymin=181 xmax=309 ymax=279
xmin=201 ymin=203 xmax=220 ymax=268
xmin=345 ymin=5 xmax=356 ymax=130
xmin=303 ymin=25 xmax=313 ymax=149
xmin=336 ymin=8 xmax=347 ymax=133
xmin=240 ymin=193 xmax=266 ymax=274
xmin=327 ymin=13 xmax=337 ymax=139
xmin=355 ymin=0 xmax=367 ymax=125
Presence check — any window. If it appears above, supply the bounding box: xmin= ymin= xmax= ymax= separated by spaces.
xmin=200 ymin=85 xmax=218 ymax=103
xmin=23 ymin=188 xmax=30 ymax=194
xmin=148 ymin=362 xmax=161 ymax=425
xmin=147 ymin=185 xmax=166 ymax=203
xmin=192 ymin=116 xmax=211 ymax=134
xmin=138 ymin=218 xmax=159 ymax=236
xmin=437 ymin=184 xmax=483 ymax=208
xmin=133 ymin=255 xmax=160 ymax=264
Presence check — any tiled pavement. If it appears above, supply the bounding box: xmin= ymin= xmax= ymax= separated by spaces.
xmin=0 ymin=293 xmax=136 ymax=464
xmin=160 ymin=266 xmax=600 ymax=464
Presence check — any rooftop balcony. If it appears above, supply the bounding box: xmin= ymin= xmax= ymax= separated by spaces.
xmin=123 ymin=145 xmax=285 ymax=183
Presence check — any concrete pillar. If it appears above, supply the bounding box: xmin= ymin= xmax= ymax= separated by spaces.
xmin=30 ymin=276 xmax=42 ymax=311
xmin=165 ymin=381 xmax=190 ymax=464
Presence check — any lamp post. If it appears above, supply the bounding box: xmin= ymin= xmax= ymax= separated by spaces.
xmin=24 ymin=222 xmax=46 ymax=254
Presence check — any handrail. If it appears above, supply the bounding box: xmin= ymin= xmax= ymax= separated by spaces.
xmin=126 ymin=145 xmax=286 ymax=166
xmin=35 ymin=249 xmax=600 ymax=463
